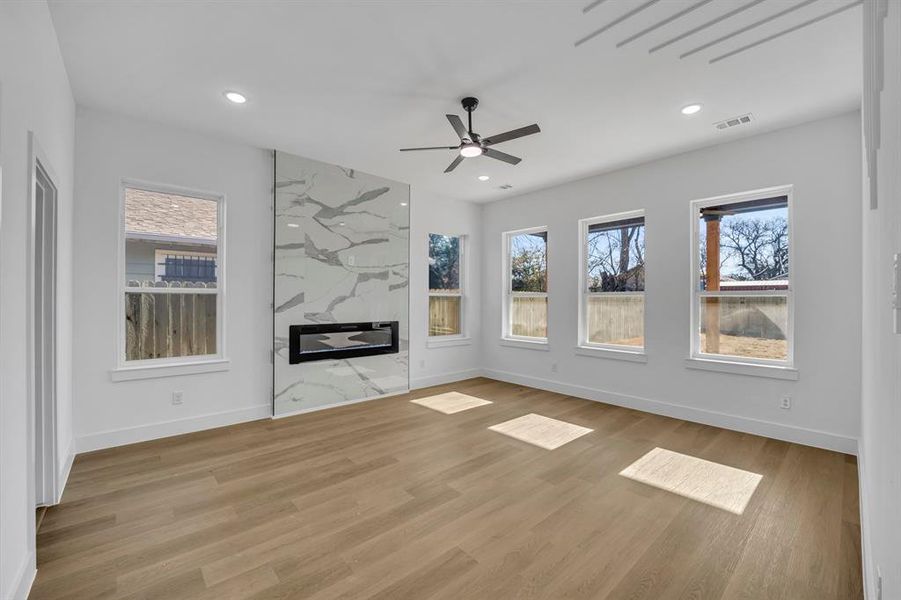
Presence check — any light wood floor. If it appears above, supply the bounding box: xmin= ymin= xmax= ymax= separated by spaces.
xmin=31 ymin=378 xmax=863 ymax=599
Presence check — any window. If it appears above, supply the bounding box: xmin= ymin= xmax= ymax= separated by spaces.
xmin=579 ymin=211 xmax=645 ymax=351
xmin=154 ymin=250 xmax=218 ymax=284
xmin=504 ymin=227 xmax=548 ymax=341
xmin=120 ymin=183 xmax=224 ymax=365
xmin=428 ymin=233 xmax=464 ymax=337
xmin=692 ymin=187 xmax=792 ymax=365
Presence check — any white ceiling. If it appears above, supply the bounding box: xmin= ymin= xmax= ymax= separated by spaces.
xmin=48 ymin=0 xmax=862 ymax=202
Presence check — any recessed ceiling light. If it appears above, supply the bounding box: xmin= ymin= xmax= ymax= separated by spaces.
xmin=681 ymin=103 xmax=702 ymax=115
xmin=224 ymin=91 xmax=247 ymax=104
xmin=460 ymin=143 xmax=483 ymax=158
xmin=478 ymin=175 xmax=490 ymax=181
xmin=339 ymin=222 xmax=346 ymax=226
xmin=400 ymin=202 xmax=408 ymax=206
xmin=286 ymin=223 xmax=299 ymax=228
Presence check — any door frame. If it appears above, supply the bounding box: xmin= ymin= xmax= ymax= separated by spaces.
xmin=27 ymin=131 xmax=61 ymax=508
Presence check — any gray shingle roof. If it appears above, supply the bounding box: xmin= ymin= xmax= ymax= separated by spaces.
xmin=125 ymin=188 xmax=217 ymax=241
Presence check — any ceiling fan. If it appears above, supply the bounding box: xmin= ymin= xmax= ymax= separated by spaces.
xmin=399 ymin=97 xmax=540 ymax=173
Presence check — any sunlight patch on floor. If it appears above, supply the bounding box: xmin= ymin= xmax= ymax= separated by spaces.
xmin=488 ymin=413 xmax=593 ymax=450
xmin=411 ymin=391 xmax=493 ymax=414
xmin=620 ymin=447 xmax=762 ymax=515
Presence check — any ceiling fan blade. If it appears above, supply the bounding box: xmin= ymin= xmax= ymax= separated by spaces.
xmin=483 ymin=124 xmax=541 ymax=146
xmin=399 ymin=146 xmax=457 ymax=152
xmin=483 ymin=147 xmax=521 ymax=165
xmin=444 ymin=154 xmax=465 ymax=173
xmin=446 ymin=114 xmax=470 ymax=140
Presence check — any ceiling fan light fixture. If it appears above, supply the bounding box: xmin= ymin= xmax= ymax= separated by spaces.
xmin=460 ymin=143 xmax=483 ymax=158
xmin=224 ymin=90 xmax=247 ymax=104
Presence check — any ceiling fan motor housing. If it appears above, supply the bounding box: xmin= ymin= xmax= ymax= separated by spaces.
xmin=398 ymin=96 xmax=539 ymax=172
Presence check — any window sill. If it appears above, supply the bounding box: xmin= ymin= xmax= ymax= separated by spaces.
xmin=575 ymin=346 xmax=647 ymax=363
xmin=110 ymin=358 xmax=231 ymax=382
xmin=427 ymin=336 xmax=472 ymax=348
xmin=684 ymin=357 xmax=798 ymax=381
xmin=499 ymin=337 xmax=550 ymax=351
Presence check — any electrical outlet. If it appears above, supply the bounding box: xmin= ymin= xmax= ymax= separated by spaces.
xmin=780 ymin=395 xmax=791 ymax=410
xmin=172 ymin=391 xmax=184 ymax=405
xmin=348 ymin=255 xmax=355 ymax=266
xmin=551 ymin=362 xmax=558 ymax=373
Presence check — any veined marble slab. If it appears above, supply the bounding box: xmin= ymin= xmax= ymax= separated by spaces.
xmin=273 ymin=152 xmax=410 ymax=416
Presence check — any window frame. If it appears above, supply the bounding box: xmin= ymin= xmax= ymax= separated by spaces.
xmin=689 ymin=185 xmax=794 ymax=368
xmin=578 ymin=209 xmax=646 ymax=356
xmin=502 ymin=226 xmax=549 ymax=344
xmin=427 ymin=232 xmax=467 ymax=342
xmin=115 ymin=179 xmax=227 ymax=375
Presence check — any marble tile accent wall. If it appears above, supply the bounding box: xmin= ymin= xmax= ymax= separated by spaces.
xmin=274 ymin=151 xmax=409 ymax=416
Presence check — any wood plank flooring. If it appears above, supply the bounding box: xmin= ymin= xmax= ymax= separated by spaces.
xmin=30 ymin=378 xmax=863 ymax=599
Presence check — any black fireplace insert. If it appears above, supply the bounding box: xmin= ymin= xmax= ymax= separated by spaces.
xmin=289 ymin=321 xmax=399 ymax=364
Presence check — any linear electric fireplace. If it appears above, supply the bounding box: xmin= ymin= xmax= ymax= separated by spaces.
xmin=289 ymin=321 xmax=399 ymax=364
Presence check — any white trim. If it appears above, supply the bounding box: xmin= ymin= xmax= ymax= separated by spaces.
xmin=856 ymin=440 xmax=874 ymax=600
xmin=76 ymin=403 xmax=270 ymax=452
xmin=574 ymin=345 xmax=647 ymax=363
xmin=410 ymin=368 xmax=483 ymax=390
xmin=11 ymin=551 xmax=36 ymax=600
xmin=684 ymin=357 xmax=799 ymax=380
xmin=689 ymin=185 xmax=794 ymax=368
xmin=502 ymin=226 xmax=549 ymax=342
xmin=482 ymin=369 xmax=856 ymax=454
xmin=499 ymin=337 xmax=550 ymax=351
xmin=27 ymin=134 xmax=61 ymax=509
xmin=578 ymin=209 xmax=646 ymax=352
xmin=110 ymin=358 xmax=231 ymax=382
xmin=272 ymin=389 xmax=409 ymax=419
xmin=426 ymin=335 xmax=472 ymax=348
xmin=118 ymin=179 xmax=227 ymax=371
xmin=56 ymin=436 xmax=76 ymax=504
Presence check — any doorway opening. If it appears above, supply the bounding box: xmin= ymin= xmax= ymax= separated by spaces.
xmin=32 ymin=151 xmax=59 ymax=509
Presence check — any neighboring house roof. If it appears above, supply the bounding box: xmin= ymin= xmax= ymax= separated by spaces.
xmin=125 ymin=188 xmax=217 ymax=243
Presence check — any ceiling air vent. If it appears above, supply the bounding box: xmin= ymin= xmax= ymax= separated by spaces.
xmin=499 ymin=184 xmax=513 ymax=190
xmin=715 ymin=113 xmax=753 ymax=130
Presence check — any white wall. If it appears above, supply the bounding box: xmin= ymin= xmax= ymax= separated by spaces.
xmin=481 ymin=112 xmax=862 ymax=454
xmin=0 ymin=3 xmax=75 ymax=599
xmin=860 ymin=2 xmax=901 ymax=597
xmin=409 ymin=190 xmax=483 ymax=388
xmin=71 ymin=109 xmax=480 ymax=446
xmin=72 ymin=108 xmax=272 ymax=451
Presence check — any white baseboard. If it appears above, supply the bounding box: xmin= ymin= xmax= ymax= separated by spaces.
xmin=483 ymin=368 xmax=858 ymax=455
xmin=410 ymin=368 xmax=484 ymax=390
xmin=273 ymin=389 xmax=409 ymax=419
xmin=11 ymin=550 xmax=35 ymax=600
xmin=76 ymin=404 xmax=271 ymax=452
xmin=56 ymin=436 xmax=76 ymax=503
xmin=857 ymin=441 xmax=873 ymax=600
